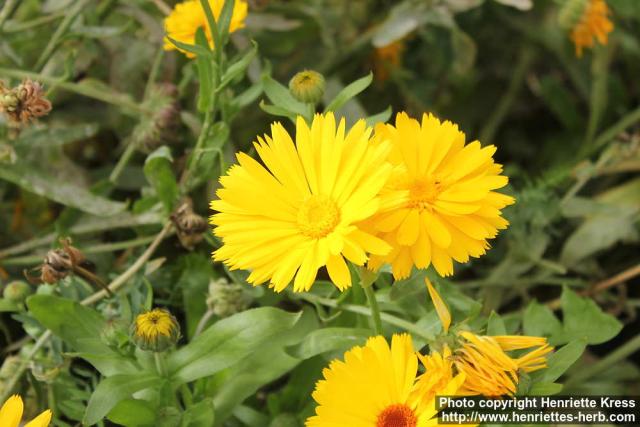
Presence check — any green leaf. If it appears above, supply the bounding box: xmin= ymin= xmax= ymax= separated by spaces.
xmin=107 ymin=398 xmax=157 ymax=427
xmin=13 ymin=124 xmax=99 ymax=148
xmin=167 ymin=307 xmax=302 ymax=384
xmin=143 ymin=146 xmax=179 ymax=214
xmin=259 ymin=100 xmax=298 ymax=122
xmin=166 ymin=36 xmax=212 ymax=58
xmin=365 ymin=106 xmax=392 ymax=127
xmin=324 ymin=73 xmax=373 ymax=113
xmin=195 ymin=27 xmax=216 ymax=112
xmin=84 ymin=373 xmax=162 ymax=426
xmin=217 ymin=0 xmax=236 ymax=42
xmin=486 ymin=311 xmax=507 ymax=335
xmin=0 ymin=163 xmax=126 ymax=216
xmin=528 ymin=382 xmax=564 ymax=396
xmin=523 ymin=301 xmax=563 ymax=339
xmin=27 ymin=295 xmax=137 ymax=376
xmin=183 ymin=398 xmax=215 ymax=427
xmin=558 ymin=287 xmax=623 ymax=345
xmin=199 ymin=0 xmax=223 ymax=54
xmin=534 ymin=340 xmax=586 ymax=383
xmin=218 ymin=42 xmax=257 ymax=92
xmin=0 ymin=298 xmax=20 ymax=312
xmin=262 ymin=75 xmax=308 ymax=117
xmin=287 ymin=327 xmax=370 ymax=359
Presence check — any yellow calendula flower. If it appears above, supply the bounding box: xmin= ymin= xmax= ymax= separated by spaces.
xmin=454 ymin=331 xmax=553 ymax=396
xmin=211 ymin=113 xmax=393 ymax=292
xmin=426 ymin=280 xmax=553 ymax=396
xmin=563 ymin=0 xmax=613 ymax=57
xmin=368 ymin=112 xmax=514 ymax=279
xmin=306 ymin=334 xmax=465 ymax=427
xmin=0 ymin=395 xmax=51 ymax=427
xmin=131 ymin=308 xmax=181 ymax=352
xmin=164 ymin=0 xmax=248 ymax=57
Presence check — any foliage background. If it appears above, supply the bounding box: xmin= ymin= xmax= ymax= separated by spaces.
xmin=0 ymin=0 xmax=639 ymax=425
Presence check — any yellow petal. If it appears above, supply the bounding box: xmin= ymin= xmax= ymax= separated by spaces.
xmin=0 ymin=395 xmax=23 ymax=427
xmin=24 ymin=410 xmax=52 ymax=427
xmin=326 ymin=255 xmax=352 ymax=290
xmin=425 ymin=279 xmax=451 ymax=333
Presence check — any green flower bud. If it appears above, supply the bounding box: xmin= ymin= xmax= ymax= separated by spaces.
xmin=3 ymin=280 xmax=32 ymax=303
xmin=101 ymin=318 xmax=130 ymax=349
xmin=289 ymin=70 xmax=325 ymax=104
xmin=206 ymin=278 xmax=252 ymax=318
xmin=36 ymin=284 xmax=56 ymax=296
xmin=31 ymin=363 xmax=61 ymax=383
xmin=557 ymin=0 xmax=589 ymax=30
xmin=131 ymin=308 xmax=181 ymax=352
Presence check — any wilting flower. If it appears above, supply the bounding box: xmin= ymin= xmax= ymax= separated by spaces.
xmin=560 ymin=0 xmax=613 ymax=57
xmin=373 ymin=40 xmax=405 ymax=82
xmin=131 ymin=308 xmax=181 ymax=352
xmin=0 ymin=79 xmax=51 ymax=125
xmin=289 ymin=70 xmax=325 ymax=104
xmin=426 ymin=279 xmax=553 ymax=396
xmin=164 ymin=0 xmax=248 ymax=57
xmin=211 ymin=113 xmax=392 ymax=292
xmin=306 ymin=334 xmax=465 ymax=427
xmin=0 ymin=395 xmax=51 ymax=427
xmin=368 ymin=113 xmax=514 ymax=279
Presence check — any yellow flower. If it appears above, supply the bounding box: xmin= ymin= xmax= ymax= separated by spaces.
xmin=368 ymin=112 xmax=514 ymax=279
xmin=569 ymin=0 xmax=613 ymax=57
xmin=211 ymin=113 xmax=393 ymax=292
xmin=131 ymin=308 xmax=181 ymax=352
xmin=426 ymin=279 xmax=553 ymax=396
xmin=0 ymin=395 xmax=51 ymax=427
xmin=164 ymin=0 xmax=248 ymax=57
xmin=306 ymin=334 xmax=465 ymax=427
xmin=454 ymin=331 xmax=553 ymax=396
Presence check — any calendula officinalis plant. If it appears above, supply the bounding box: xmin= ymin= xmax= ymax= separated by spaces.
xmin=0 ymin=0 xmax=639 ymax=426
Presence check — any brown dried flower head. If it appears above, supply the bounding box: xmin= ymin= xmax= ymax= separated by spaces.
xmin=0 ymin=79 xmax=52 ymax=125
xmin=171 ymin=199 xmax=208 ymax=250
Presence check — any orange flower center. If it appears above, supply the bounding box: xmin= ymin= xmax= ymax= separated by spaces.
xmin=377 ymin=404 xmax=418 ymax=427
xmin=297 ymin=194 xmax=340 ymax=238
xmin=407 ymin=176 xmax=442 ymax=210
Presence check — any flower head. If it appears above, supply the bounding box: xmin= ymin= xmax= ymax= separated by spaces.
xmin=0 ymin=395 xmax=51 ymax=427
xmin=289 ymin=70 xmax=325 ymax=104
xmin=306 ymin=334 xmax=464 ymax=427
xmin=0 ymin=79 xmax=51 ymax=125
xmin=211 ymin=113 xmax=393 ymax=292
xmin=368 ymin=112 xmax=514 ymax=279
xmin=131 ymin=308 xmax=181 ymax=352
xmin=564 ymin=0 xmax=613 ymax=57
xmin=164 ymin=0 xmax=248 ymax=57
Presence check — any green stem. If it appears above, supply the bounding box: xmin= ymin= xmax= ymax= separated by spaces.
xmin=591 ymin=105 xmax=640 ymax=153
xmin=179 ymin=384 xmax=194 ymax=408
xmin=479 ymin=48 xmax=534 ymax=144
xmin=109 ymin=142 xmax=138 ymax=184
xmin=0 ymin=67 xmax=149 ymax=115
xmin=298 ymin=293 xmax=434 ymax=341
xmin=35 ymin=0 xmax=92 ymax=71
xmin=583 ymin=45 xmax=612 ymax=149
xmin=362 ymin=285 xmax=383 ymax=335
xmin=154 ymin=352 xmax=167 ymax=377
xmin=565 ymin=334 xmax=640 ymax=387
xmin=2 ymin=12 xmax=64 ymax=33
xmin=0 ymin=0 xmax=19 ymax=31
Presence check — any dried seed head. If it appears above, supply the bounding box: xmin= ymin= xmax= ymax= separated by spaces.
xmin=132 ymin=83 xmax=180 ymax=153
xmin=171 ymin=199 xmax=208 ymax=250
xmin=0 ymin=79 xmax=52 ymax=125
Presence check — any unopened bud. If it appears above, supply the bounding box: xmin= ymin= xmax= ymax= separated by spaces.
xmin=206 ymin=277 xmax=252 ymax=318
xmin=289 ymin=70 xmax=325 ymax=104
xmin=3 ymin=280 xmax=32 ymax=304
xmin=131 ymin=308 xmax=181 ymax=352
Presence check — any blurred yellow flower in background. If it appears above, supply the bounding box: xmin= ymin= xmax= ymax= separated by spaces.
xmin=373 ymin=40 xmax=405 ymax=82
xmin=306 ymin=334 xmax=465 ymax=427
xmin=164 ymin=0 xmax=248 ymax=57
xmin=211 ymin=113 xmax=393 ymax=292
xmin=566 ymin=0 xmax=613 ymax=57
xmin=0 ymin=395 xmax=51 ymax=427
xmin=368 ymin=112 xmax=514 ymax=279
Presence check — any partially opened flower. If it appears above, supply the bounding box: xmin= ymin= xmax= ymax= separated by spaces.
xmin=426 ymin=279 xmax=553 ymax=396
xmin=164 ymin=0 xmax=248 ymax=57
xmin=211 ymin=113 xmax=392 ymax=292
xmin=561 ymin=0 xmax=613 ymax=57
xmin=368 ymin=112 xmax=514 ymax=279
xmin=306 ymin=334 xmax=465 ymax=427
xmin=0 ymin=395 xmax=51 ymax=427
xmin=131 ymin=308 xmax=181 ymax=352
